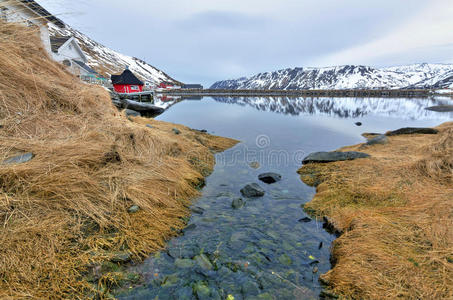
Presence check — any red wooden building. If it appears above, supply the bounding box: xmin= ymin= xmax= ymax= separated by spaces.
xmin=111 ymin=68 xmax=144 ymax=93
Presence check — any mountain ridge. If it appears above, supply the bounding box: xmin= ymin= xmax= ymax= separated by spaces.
xmin=211 ymin=64 xmax=453 ymax=90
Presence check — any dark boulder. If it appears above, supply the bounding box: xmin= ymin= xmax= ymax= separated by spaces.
xmin=2 ymin=152 xmax=34 ymax=165
xmin=125 ymin=109 xmax=141 ymax=117
xmin=355 ymin=122 xmax=362 ymax=126
xmin=386 ymin=127 xmax=438 ymax=136
xmin=240 ymin=183 xmax=265 ymax=198
xmin=302 ymin=151 xmax=370 ymax=164
xmin=366 ymin=134 xmax=388 ymax=145
xmin=298 ymin=217 xmax=312 ymax=223
xmin=172 ymin=128 xmax=181 ymax=135
xmin=425 ymin=105 xmax=453 ymax=112
xmin=258 ymin=172 xmax=282 ymax=184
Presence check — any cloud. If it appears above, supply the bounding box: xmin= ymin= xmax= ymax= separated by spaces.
xmin=37 ymin=0 xmax=450 ymax=85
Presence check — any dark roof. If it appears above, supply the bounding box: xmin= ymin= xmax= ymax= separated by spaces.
xmin=20 ymin=0 xmax=65 ymax=28
xmin=111 ymin=69 xmax=144 ymax=85
xmin=50 ymin=36 xmax=71 ymax=53
xmin=73 ymin=60 xmax=97 ymax=74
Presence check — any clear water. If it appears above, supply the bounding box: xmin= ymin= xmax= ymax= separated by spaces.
xmin=117 ymin=96 xmax=452 ymax=300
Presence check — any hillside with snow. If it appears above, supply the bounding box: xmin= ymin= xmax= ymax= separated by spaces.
xmin=48 ymin=23 xmax=180 ymax=85
xmin=211 ymin=64 xmax=453 ymax=90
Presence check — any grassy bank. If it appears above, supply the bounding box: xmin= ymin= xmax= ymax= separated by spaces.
xmin=0 ymin=22 xmax=237 ymax=298
xmin=299 ymin=123 xmax=453 ymax=299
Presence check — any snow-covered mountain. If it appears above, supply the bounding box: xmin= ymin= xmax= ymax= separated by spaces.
xmin=211 ymin=64 xmax=453 ymax=90
xmin=48 ymin=23 xmax=180 ymax=85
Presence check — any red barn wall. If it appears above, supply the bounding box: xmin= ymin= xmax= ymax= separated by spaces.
xmin=113 ymin=84 xmax=144 ymax=93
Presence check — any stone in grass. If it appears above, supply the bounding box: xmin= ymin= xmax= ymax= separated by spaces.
xmin=258 ymin=172 xmax=282 ymax=184
xmin=302 ymin=151 xmax=370 ymax=164
xmin=366 ymin=134 xmax=388 ymax=145
xmin=146 ymin=124 xmax=153 ymax=129
xmin=240 ymin=183 xmax=265 ymax=198
xmin=386 ymin=127 xmax=438 ymax=136
xmin=2 ymin=152 xmax=34 ymax=165
xmin=172 ymin=128 xmax=181 ymax=135
xmin=111 ymin=251 xmax=132 ymax=263
xmin=128 ymin=205 xmax=140 ymax=213
xmin=231 ymin=198 xmax=245 ymax=209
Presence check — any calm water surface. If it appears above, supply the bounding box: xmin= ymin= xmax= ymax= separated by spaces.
xmin=118 ymin=96 xmax=452 ymax=300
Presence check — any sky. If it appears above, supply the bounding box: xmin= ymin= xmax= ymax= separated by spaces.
xmin=38 ymin=0 xmax=453 ymax=86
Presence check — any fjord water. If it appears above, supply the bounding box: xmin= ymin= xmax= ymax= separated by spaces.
xmin=119 ymin=97 xmax=452 ymax=299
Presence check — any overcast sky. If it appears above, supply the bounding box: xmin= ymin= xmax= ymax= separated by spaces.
xmin=39 ymin=0 xmax=453 ymax=86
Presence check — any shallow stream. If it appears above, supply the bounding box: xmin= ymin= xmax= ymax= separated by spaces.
xmin=118 ymin=96 xmax=452 ymax=299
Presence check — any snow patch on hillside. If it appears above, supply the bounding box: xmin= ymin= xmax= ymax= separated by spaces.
xmin=49 ymin=23 xmax=178 ymax=85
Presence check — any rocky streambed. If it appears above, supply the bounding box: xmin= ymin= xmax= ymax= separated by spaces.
xmin=116 ymin=162 xmax=335 ymax=300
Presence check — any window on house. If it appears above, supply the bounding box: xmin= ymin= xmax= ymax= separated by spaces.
xmin=130 ymin=85 xmax=139 ymax=90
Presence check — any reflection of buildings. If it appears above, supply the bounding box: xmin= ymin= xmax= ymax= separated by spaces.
xmin=212 ymin=97 xmax=453 ymax=120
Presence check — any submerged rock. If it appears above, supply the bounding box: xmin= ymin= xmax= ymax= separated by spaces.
xmin=249 ymin=161 xmax=260 ymax=169
xmin=194 ymin=254 xmax=213 ymax=270
xmin=2 ymin=152 xmax=34 ymax=165
xmin=125 ymin=109 xmax=141 ymax=117
xmin=258 ymin=172 xmax=282 ymax=184
xmin=174 ymin=258 xmax=195 ymax=268
xmin=190 ymin=206 xmax=205 ymax=215
xmin=231 ymin=198 xmax=245 ymax=209
xmin=302 ymin=151 xmax=370 ymax=164
xmin=425 ymin=105 xmax=453 ymax=112
xmin=355 ymin=122 xmax=362 ymax=126
xmin=240 ymin=183 xmax=265 ymax=198
xmin=366 ymin=134 xmax=388 ymax=145
xmin=182 ymin=224 xmax=197 ymax=233
xmin=386 ymin=127 xmax=438 ymax=136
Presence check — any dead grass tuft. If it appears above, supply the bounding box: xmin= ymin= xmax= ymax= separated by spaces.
xmin=0 ymin=21 xmax=237 ymax=298
xmin=299 ymin=122 xmax=453 ymax=299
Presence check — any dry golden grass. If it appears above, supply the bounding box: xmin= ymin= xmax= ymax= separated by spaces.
xmin=299 ymin=123 xmax=453 ymax=299
xmin=0 ymin=21 xmax=237 ymax=298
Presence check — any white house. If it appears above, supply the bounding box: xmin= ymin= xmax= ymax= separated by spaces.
xmin=0 ymin=0 xmax=97 ymax=77
xmin=0 ymin=0 xmax=65 ymax=54
xmin=49 ymin=35 xmax=95 ymax=76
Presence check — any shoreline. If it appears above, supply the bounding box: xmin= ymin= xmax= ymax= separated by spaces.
xmin=298 ymin=122 xmax=453 ymax=299
xmin=157 ymin=88 xmax=453 ymax=99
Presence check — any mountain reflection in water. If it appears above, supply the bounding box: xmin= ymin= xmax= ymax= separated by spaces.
xmin=211 ymin=96 xmax=453 ymax=120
